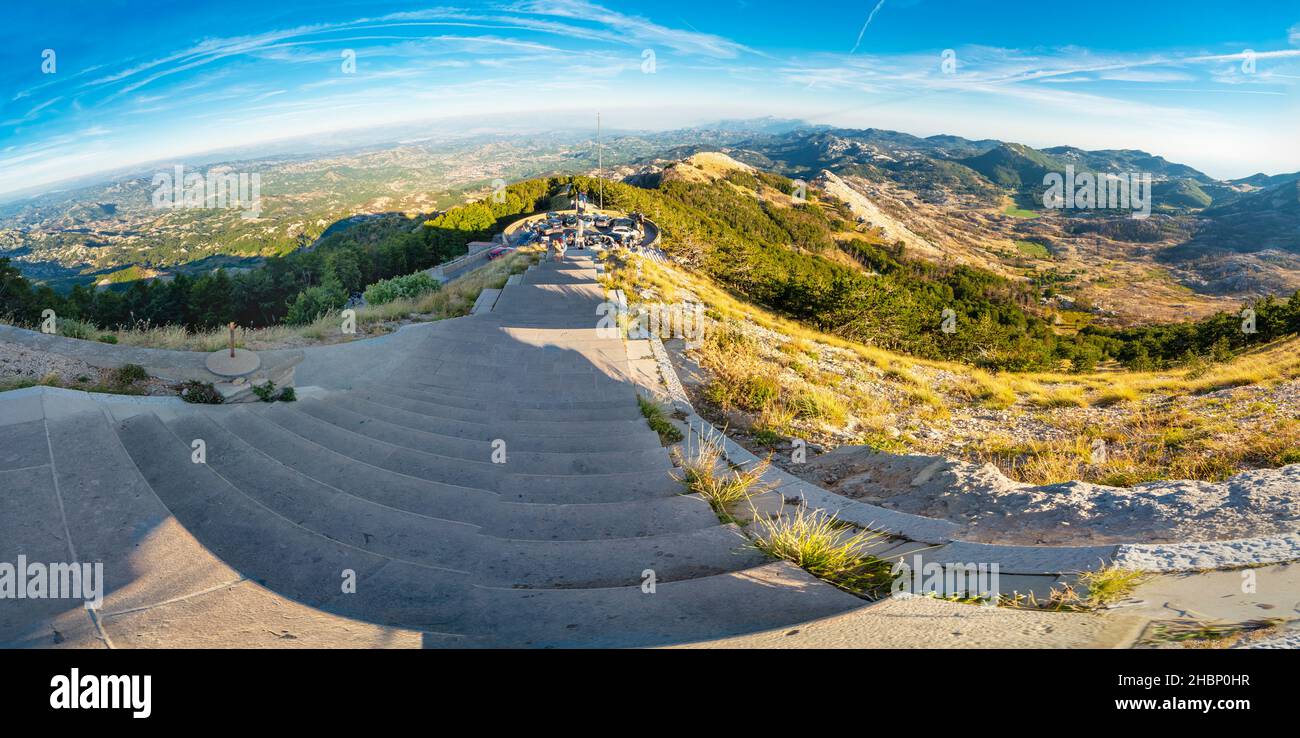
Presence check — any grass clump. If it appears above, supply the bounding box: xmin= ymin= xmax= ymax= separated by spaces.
xmin=1094 ymin=384 xmax=1140 ymax=406
xmin=1076 ymin=565 xmax=1147 ymax=607
xmin=1030 ymin=386 xmax=1088 ymax=408
xmin=671 ymin=433 xmax=772 ymax=523
xmin=751 ymin=507 xmax=894 ymax=597
xmin=112 ymin=363 xmax=149 ymax=385
xmin=791 ymin=386 xmax=848 ymax=426
xmin=1001 ymin=565 xmax=1146 ymax=612
xmin=637 ymin=394 xmax=683 ymax=444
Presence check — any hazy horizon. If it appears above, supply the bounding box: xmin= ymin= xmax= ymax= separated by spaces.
xmin=2 ymin=0 xmax=1298 ymax=196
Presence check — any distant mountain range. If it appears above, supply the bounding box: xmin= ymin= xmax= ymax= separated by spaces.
xmin=2 ymin=118 xmax=1297 ymax=303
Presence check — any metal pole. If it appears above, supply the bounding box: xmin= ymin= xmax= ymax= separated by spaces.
xmin=597 ymin=112 xmax=603 ymax=211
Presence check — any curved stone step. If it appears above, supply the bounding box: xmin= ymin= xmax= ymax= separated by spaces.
xmin=350 ymin=381 xmax=639 ymax=412
xmin=327 ymin=388 xmax=652 ymax=437
xmin=413 ymin=367 xmax=633 ymax=393
xmin=482 ymin=495 xmax=719 ymax=540
xmin=209 ymin=406 xmax=719 ymax=539
xmin=251 ymin=403 xmax=682 ymax=502
xmin=402 ymin=377 xmax=634 ymax=404
xmin=475 ymin=525 xmax=769 ymax=589
xmin=207 ymin=406 xmax=500 ymax=518
xmin=336 ymin=385 xmax=641 ymax=422
xmin=330 ymin=392 xmax=663 ymax=453
xmin=114 ymin=412 xmax=475 ymax=632
xmin=164 ymin=412 xmax=485 ymax=572
xmin=464 ymin=562 xmax=869 ymax=648
xmin=283 ymin=398 xmax=671 ymax=474
xmin=168 ymin=412 xmax=751 ymax=587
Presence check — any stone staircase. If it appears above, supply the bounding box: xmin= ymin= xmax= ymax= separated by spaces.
xmin=1 ymin=255 xmax=1150 ymax=648
xmin=2 ymin=255 xmax=885 ymax=648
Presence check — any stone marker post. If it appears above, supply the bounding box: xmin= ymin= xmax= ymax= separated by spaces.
xmin=228 ymin=322 xmax=237 ymax=358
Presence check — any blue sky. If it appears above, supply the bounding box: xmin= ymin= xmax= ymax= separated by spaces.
xmin=1 ymin=0 xmax=1297 ymax=196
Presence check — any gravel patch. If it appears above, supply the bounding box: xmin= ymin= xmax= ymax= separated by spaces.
xmin=0 ymin=339 xmax=104 ymax=385
xmin=0 ymin=340 xmax=173 ymax=396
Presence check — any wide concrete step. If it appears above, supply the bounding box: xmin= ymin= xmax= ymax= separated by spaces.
xmin=252 ymin=403 xmax=681 ymax=502
xmin=340 ymin=387 xmax=652 ymax=436
xmin=206 ymin=407 xmax=720 ymax=539
xmin=352 ymin=384 xmax=642 ymax=422
xmin=207 ymin=406 xmax=501 ymax=518
xmin=165 ymin=413 xmax=753 ymax=588
xmin=413 ymin=364 xmax=632 ymax=389
xmin=114 ymin=412 xmax=475 ymax=630
xmin=165 ymin=412 xmax=485 ymax=570
xmin=282 ymin=398 xmax=671 ymax=474
xmin=400 ymin=349 xmax=630 ymax=374
xmin=402 ymin=375 xmax=634 ymax=402
xmin=331 ymin=392 xmax=664 ymax=452
xmin=481 ymin=495 xmax=720 ymax=540
xmin=405 ymin=341 xmax=628 ymax=364
xmin=464 ymin=562 xmax=869 ymax=648
xmin=478 ymin=525 xmax=768 ymax=589
xmin=353 ymin=382 xmax=638 ymax=412
xmin=522 ymin=273 xmax=599 ymax=285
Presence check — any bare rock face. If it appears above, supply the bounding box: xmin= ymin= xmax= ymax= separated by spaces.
xmin=813 ymin=170 xmax=943 ymax=260
xmin=797 ymin=445 xmax=1300 ymax=546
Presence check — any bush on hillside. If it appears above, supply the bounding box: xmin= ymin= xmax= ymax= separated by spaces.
xmin=285 ymin=280 xmax=347 ymax=325
xmin=363 ymin=272 xmax=440 ymax=305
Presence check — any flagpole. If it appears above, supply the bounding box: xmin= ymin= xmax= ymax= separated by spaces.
xmin=597 ymin=112 xmax=603 ymax=211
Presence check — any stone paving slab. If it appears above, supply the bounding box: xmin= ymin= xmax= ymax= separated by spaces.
xmin=1122 ymin=562 xmax=1300 ymax=623
xmin=100 ymin=580 xmax=438 ymax=648
xmin=1116 ymin=534 xmax=1300 ymax=572
xmin=0 ymin=388 xmax=45 ymax=425
xmin=677 ymin=595 xmax=1146 ymax=649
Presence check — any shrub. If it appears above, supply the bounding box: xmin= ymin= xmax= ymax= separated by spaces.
xmin=250 ymin=380 xmax=296 ymax=403
xmin=98 ymin=334 xmax=118 ymax=344
xmin=363 ymin=272 xmax=440 ymax=305
xmin=285 ymin=281 xmax=347 ymax=325
xmin=112 ymin=363 xmax=149 ymax=385
xmin=57 ymin=319 xmax=95 ymax=340
xmin=179 ymin=381 xmax=223 ymax=404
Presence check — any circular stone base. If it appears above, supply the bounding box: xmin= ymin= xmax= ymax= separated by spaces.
xmin=205 ymin=348 xmax=261 ymax=377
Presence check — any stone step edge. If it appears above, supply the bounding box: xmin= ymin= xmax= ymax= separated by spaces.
xmin=639 ymin=330 xmax=1300 ymax=575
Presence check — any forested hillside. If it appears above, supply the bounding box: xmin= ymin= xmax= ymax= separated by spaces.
xmin=0 ymin=178 xmax=553 ymax=332
xmin=3 ymin=164 xmax=1298 ymax=373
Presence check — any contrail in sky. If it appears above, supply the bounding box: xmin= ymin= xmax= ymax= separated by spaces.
xmin=850 ymin=0 xmax=887 ymax=54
